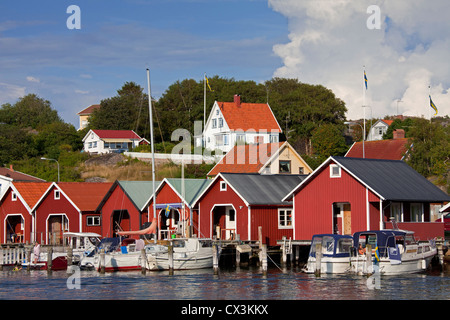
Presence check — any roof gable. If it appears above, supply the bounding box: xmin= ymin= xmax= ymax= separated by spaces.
xmin=118 ymin=180 xmax=161 ymax=211
xmin=7 ymin=182 xmax=52 ymax=211
xmin=57 ymin=182 xmax=113 ymax=212
xmin=92 ymin=130 xmax=141 ymax=139
xmin=345 ymin=138 xmax=410 ymax=160
xmin=284 ymin=156 xmax=450 ymax=202
xmin=0 ymin=167 xmax=45 ymax=182
xmin=77 ymin=104 xmax=100 ymax=115
xmin=214 ymin=99 xmax=281 ymax=132
xmin=207 ymin=142 xmax=283 ymax=176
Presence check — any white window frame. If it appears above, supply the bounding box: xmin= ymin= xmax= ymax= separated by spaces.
xmin=12 ymin=192 xmax=17 ymax=201
xmin=330 ymin=164 xmax=341 ymax=178
xmin=278 ymin=208 xmax=293 ymax=229
xmin=410 ymin=203 xmax=423 ymax=222
xmin=87 ymin=216 xmax=101 ymax=226
xmin=54 ymin=190 xmax=60 ymax=200
xmin=390 ymin=202 xmax=403 ymax=222
xmin=212 ymin=119 xmax=217 ymax=129
xmin=220 ymin=181 xmax=227 ymax=191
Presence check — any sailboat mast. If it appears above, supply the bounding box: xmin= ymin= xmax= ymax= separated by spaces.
xmin=147 ymin=68 xmax=157 ymax=243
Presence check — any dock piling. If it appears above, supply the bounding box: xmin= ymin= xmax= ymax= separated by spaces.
xmin=47 ymin=247 xmax=53 ymax=273
xmin=140 ymin=248 xmax=147 ymax=275
xmin=168 ymin=243 xmax=174 ymax=275
xmin=100 ymin=249 xmax=105 ymax=274
xmin=213 ymin=244 xmax=219 ymax=275
xmin=314 ymin=242 xmax=322 ymax=277
xmin=261 ymin=244 xmax=268 ymax=276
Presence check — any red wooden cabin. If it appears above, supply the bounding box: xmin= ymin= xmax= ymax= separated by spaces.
xmin=193 ymin=173 xmax=306 ymax=246
xmin=32 ymin=182 xmax=112 ymax=244
xmin=0 ymin=182 xmax=51 ymax=244
xmin=283 ymin=157 xmax=450 ymax=242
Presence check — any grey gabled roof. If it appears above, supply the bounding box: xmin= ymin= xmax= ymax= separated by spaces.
xmin=333 ymin=156 xmax=450 ymax=202
xmin=221 ymin=173 xmax=307 ymax=205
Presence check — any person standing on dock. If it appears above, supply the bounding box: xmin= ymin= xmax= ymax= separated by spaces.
xmin=33 ymin=242 xmax=40 ymax=265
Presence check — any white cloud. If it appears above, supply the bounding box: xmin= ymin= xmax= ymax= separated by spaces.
xmin=269 ymin=0 xmax=450 ymax=119
xmin=26 ymin=76 xmax=40 ymax=83
xmin=0 ymin=82 xmax=25 ymax=105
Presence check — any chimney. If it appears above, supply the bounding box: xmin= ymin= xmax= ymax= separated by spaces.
xmin=9 ymin=164 xmax=14 ymax=172
xmin=234 ymin=94 xmax=241 ymax=108
xmin=393 ymin=129 xmax=405 ymax=140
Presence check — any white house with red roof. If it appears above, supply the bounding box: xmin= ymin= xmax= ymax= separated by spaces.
xmin=366 ymin=119 xmax=394 ymax=141
xmin=195 ymin=95 xmax=282 ymax=153
xmin=82 ymin=129 xmax=146 ymax=154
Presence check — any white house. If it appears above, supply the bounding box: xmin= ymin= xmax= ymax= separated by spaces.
xmin=366 ymin=119 xmax=393 ymax=141
xmin=195 ymin=95 xmax=282 ymax=153
xmin=82 ymin=129 xmax=145 ymax=154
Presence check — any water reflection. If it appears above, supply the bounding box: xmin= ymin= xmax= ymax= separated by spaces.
xmin=0 ymin=266 xmax=448 ymax=300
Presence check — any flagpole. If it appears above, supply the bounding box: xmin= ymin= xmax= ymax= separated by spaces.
xmin=363 ymin=66 xmax=366 ymax=158
xmin=147 ymin=68 xmax=157 ymax=243
xmin=428 ymin=85 xmax=431 ymax=121
xmin=204 ymin=73 xmax=206 ymax=148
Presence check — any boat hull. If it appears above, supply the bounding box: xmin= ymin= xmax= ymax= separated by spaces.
xmin=304 ymin=257 xmax=351 ymax=274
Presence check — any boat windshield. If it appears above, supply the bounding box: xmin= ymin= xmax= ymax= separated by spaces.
xmin=336 ymin=238 xmax=353 ymax=254
xmin=323 ymin=236 xmax=335 ymax=254
xmin=172 ymin=240 xmax=186 ymax=248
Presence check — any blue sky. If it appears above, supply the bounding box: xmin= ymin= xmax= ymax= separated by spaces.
xmin=0 ymin=0 xmax=288 ymax=126
xmin=1 ymin=0 xmax=449 ymax=128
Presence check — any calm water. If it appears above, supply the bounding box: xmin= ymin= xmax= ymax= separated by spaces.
xmin=0 ymin=266 xmax=448 ymax=301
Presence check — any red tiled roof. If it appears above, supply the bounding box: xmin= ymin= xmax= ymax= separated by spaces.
xmin=217 ymin=101 xmax=281 ymax=132
xmin=0 ymin=167 xmax=45 ymax=182
xmin=77 ymin=104 xmax=100 ymax=115
xmin=92 ymin=130 xmax=141 ymax=139
xmin=382 ymin=120 xmax=394 ymax=126
xmin=13 ymin=182 xmax=52 ymax=209
xmin=208 ymin=142 xmax=283 ymax=176
xmin=345 ymin=138 xmax=410 ymax=160
xmin=57 ymin=182 xmax=113 ymax=212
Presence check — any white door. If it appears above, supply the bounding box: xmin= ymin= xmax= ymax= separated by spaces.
xmin=225 ymin=208 xmax=236 ymax=240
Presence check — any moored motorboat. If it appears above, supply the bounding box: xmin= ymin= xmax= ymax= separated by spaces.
xmin=303 ymin=234 xmax=353 ymax=274
xmin=146 ymin=238 xmax=213 ymax=271
xmin=351 ymin=229 xmax=437 ymax=275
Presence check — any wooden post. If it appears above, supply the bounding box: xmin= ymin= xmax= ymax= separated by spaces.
xmin=295 ymin=245 xmax=300 ymax=266
xmin=213 ymin=244 xmax=219 ymax=275
xmin=100 ymin=248 xmax=105 ymax=274
xmin=436 ymin=239 xmax=444 ymax=270
xmin=235 ymin=247 xmax=241 ymax=267
xmin=258 ymin=226 xmax=263 ymax=249
xmin=47 ymin=247 xmax=53 ymax=273
xmin=281 ymin=236 xmax=287 ymax=267
xmin=216 ymin=226 xmax=221 ymax=240
xmin=140 ymin=249 xmax=147 ymax=275
xmin=261 ymin=244 xmax=268 ymax=276
xmin=168 ymin=243 xmax=174 ymax=275
xmin=27 ymin=247 xmax=32 ymax=272
xmin=0 ymin=249 xmax=3 ymax=271
xmin=314 ymin=242 xmax=322 ymax=277
xmin=366 ymin=244 xmax=372 ymax=275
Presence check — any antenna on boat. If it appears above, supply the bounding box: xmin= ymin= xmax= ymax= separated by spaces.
xmin=147 ymin=68 xmax=157 ymax=244
xmin=390 ymin=218 xmax=399 ymax=230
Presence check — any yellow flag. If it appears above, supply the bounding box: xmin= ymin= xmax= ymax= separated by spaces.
xmin=205 ymin=75 xmax=214 ymax=92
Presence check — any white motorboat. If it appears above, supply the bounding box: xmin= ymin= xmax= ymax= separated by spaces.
xmin=146 ymin=238 xmax=214 ymax=271
xmin=303 ymin=234 xmax=353 ymax=274
xmin=351 ymin=229 xmax=437 ymax=275
xmin=92 ymin=237 xmax=213 ymax=272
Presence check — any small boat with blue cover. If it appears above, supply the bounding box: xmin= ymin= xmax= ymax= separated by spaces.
xmin=303 ymin=234 xmax=353 ymax=274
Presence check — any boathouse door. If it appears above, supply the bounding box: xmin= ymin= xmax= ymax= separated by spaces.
xmin=343 ymin=204 xmax=352 ymax=235
xmin=225 ymin=208 xmax=236 ymax=240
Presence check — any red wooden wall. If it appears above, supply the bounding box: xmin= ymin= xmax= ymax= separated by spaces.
xmin=293 ymin=162 xmax=380 ymax=241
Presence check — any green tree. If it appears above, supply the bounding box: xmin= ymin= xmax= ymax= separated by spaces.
xmin=406 ymin=118 xmax=450 ymax=191
xmin=265 ymin=78 xmax=347 ymax=154
xmin=89 ymin=82 xmax=150 ymax=138
xmin=311 ymin=123 xmax=348 ymax=163
xmin=0 ymin=94 xmax=62 ymax=129
xmin=0 ymin=124 xmax=37 ymax=164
